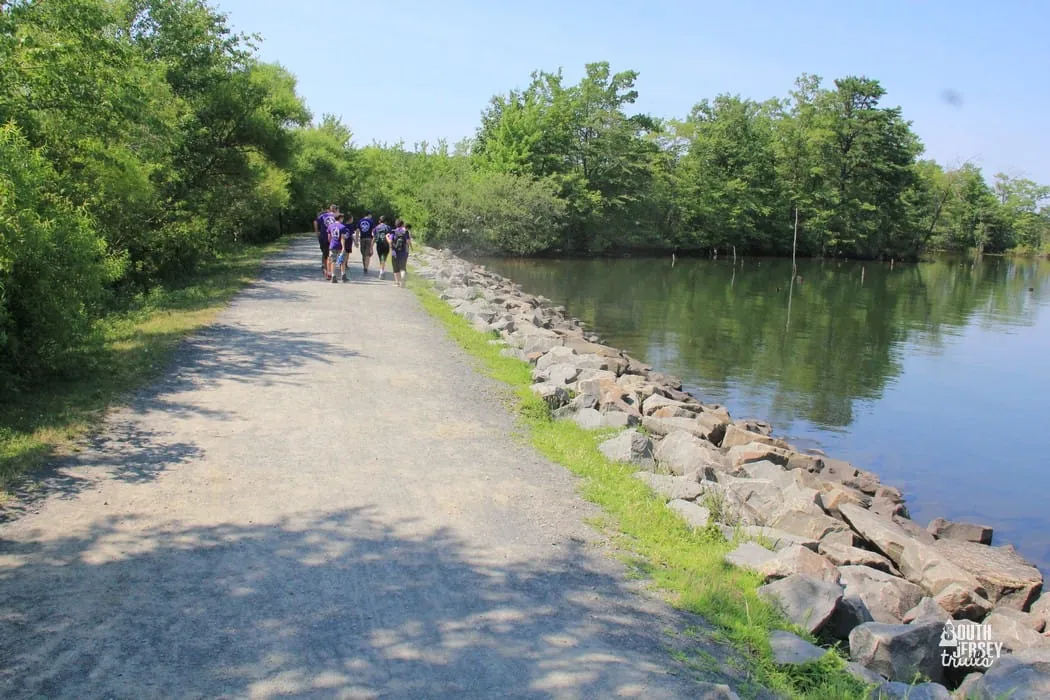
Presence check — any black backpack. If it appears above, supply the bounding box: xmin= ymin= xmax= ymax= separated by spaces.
xmin=391 ymin=229 xmax=408 ymax=254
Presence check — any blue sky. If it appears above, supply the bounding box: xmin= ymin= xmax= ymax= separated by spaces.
xmin=214 ymin=0 xmax=1050 ymax=183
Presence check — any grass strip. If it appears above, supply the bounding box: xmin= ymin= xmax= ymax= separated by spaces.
xmin=0 ymin=238 xmax=289 ymax=492
xmin=410 ymin=277 xmax=873 ymax=700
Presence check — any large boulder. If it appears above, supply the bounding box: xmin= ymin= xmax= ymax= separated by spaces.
xmin=668 ymin=499 xmax=711 ymax=529
xmin=983 ymin=610 xmax=1050 ymax=653
xmin=736 ymin=526 xmax=819 ymax=552
xmin=817 ymin=482 xmax=871 ymax=517
xmin=969 ymin=647 xmax=1050 ymax=699
xmin=632 ymin=472 xmax=703 ymax=502
xmin=932 ymin=539 xmax=1043 ymax=611
xmin=926 ymin=517 xmax=993 ymax=545
xmin=757 ymin=544 xmax=841 ymax=583
xmin=651 ymin=405 xmax=700 ymax=419
xmin=825 ymin=595 xmax=876 ymax=641
xmin=848 ymin=620 xmax=945 ymax=684
xmin=772 ymin=509 xmax=852 ymax=541
xmin=573 ymin=408 xmax=639 ymax=430
xmin=599 ymin=430 xmax=655 ymax=466
xmin=932 ymin=583 xmax=993 ymax=622
xmin=818 ymin=541 xmax=896 ymax=574
xmin=757 ymin=574 xmax=843 ymax=634
xmin=726 ymin=443 xmax=790 ymax=469
xmin=641 ymin=394 xmax=698 ymax=416
xmin=535 ymin=345 xmax=578 ymax=370
xmin=721 ymin=477 xmax=783 ymax=526
xmin=838 ymin=565 xmax=925 ymax=624
xmin=901 ymin=597 xmax=950 ymax=625
xmin=838 ymin=503 xmax=913 ymax=564
xmin=1031 ymin=594 xmax=1050 ymax=630
xmin=653 ymin=430 xmax=726 ymax=476
xmin=522 ymin=333 xmax=563 ymax=355
xmin=768 ymin=630 xmax=827 ymax=665
xmin=721 ymin=424 xmax=785 ymax=450
xmin=725 ymin=542 xmax=777 ymax=571
xmin=530 ymin=382 xmax=570 ymax=409
xmin=869 ymin=682 xmax=950 ymax=699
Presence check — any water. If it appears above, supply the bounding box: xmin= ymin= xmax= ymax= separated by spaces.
xmin=479 ymin=254 xmax=1050 ymax=576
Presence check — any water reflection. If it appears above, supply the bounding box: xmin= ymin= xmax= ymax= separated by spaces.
xmin=480 ymin=253 xmax=1050 ymax=573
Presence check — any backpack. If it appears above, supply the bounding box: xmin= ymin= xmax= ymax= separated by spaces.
xmin=391 ymin=228 xmax=409 ymax=254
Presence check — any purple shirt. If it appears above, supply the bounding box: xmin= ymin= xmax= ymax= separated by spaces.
xmin=328 ymin=222 xmax=349 ymax=251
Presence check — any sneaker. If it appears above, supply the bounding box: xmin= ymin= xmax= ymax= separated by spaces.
xmin=341 ymin=274 xmax=347 ymax=282
xmin=331 ymin=276 xmax=338 ymax=284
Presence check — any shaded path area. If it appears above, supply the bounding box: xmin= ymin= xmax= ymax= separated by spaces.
xmin=0 ymin=237 xmax=744 ymax=698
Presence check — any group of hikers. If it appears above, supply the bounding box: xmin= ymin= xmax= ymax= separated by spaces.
xmin=313 ymin=205 xmax=413 ymax=288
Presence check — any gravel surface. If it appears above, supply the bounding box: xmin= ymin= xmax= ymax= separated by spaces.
xmin=0 ymin=237 xmax=749 ymax=699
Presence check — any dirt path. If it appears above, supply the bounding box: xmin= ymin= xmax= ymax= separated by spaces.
xmin=0 ymin=237 xmax=744 ymax=699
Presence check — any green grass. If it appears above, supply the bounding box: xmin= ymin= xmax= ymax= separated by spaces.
xmin=0 ymin=238 xmax=289 ymax=492
xmin=410 ymin=277 xmax=874 ymax=700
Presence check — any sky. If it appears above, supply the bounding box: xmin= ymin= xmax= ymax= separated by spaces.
xmin=213 ymin=0 xmax=1050 ymax=183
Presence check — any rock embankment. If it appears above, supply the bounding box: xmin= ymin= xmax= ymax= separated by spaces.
xmin=412 ymin=247 xmax=1050 ymax=698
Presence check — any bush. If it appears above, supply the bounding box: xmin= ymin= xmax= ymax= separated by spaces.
xmin=0 ymin=124 xmax=123 ymax=380
xmin=421 ymin=170 xmax=566 ymax=255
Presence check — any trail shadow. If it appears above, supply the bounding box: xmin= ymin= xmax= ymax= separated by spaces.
xmin=2 ymin=250 xmax=356 ymax=518
xmin=0 ymin=507 xmax=752 ymax=699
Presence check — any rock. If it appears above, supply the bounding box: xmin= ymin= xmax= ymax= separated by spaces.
xmin=668 ymin=499 xmax=711 ymax=529
xmin=721 ymin=477 xmax=783 ymax=526
xmin=622 ymin=355 xmax=652 ymax=375
xmin=818 ymin=541 xmax=896 ymax=574
xmin=933 ymin=539 xmax=1043 ymax=611
xmin=598 ymin=430 xmax=654 ymax=467
xmin=817 ymin=483 xmax=871 ymax=517
xmin=983 ymin=610 xmax=1050 ymax=653
xmin=898 ymin=540 xmax=988 ymax=605
xmin=871 ymin=498 xmax=911 ymax=520
xmin=932 ymin=583 xmax=993 ymax=622
xmin=651 ymin=405 xmax=699 ymax=419
xmin=573 ymin=408 xmax=639 ymax=430
xmin=440 ymin=286 xmax=476 ymax=300
xmin=757 ymin=545 xmax=841 ymax=583
xmin=726 ymin=542 xmax=777 ymax=571
xmin=721 ymin=424 xmax=784 ymax=449
xmin=870 ymin=681 xmax=951 ymax=699
xmin=758 ymin=574 xmax=843 ymax=634
xmin=1031 ymin=594 xmax=1050 ymax=629
xmin=737 ymin=526 xmax=819 ymax=552
xmin=954 ymin=672 xmax=982 ymax=699
xmin=633 ymin=472 xmax=703 ymax=501
xmin=990 ymin=606 xmax=1045 ymax=634
xmin=522 ymin=334 xmax=563 ymax=355
xmin=845 ymin=661 xmax=886 ymax=685
xmin=902 ymin=597 xmax=951 ymax=624
xmin=643 ymin=414 xmax=726 ymax=444
xmin=848 ymin=620 xmax=945 ymax=684
xmin=838 ymin=503 xmax=913 ymax=565
xmin=653 ymin=430 xmax=726 ymax=476
xmin=648 ymin=371 xmax=683 ymax=390
xmin=529 ymin=382 xmax=570 ymax=409
xmin=819 ymin=529 xmax=858 ymax=548
xmin=825 ymin=595 xmax=875 ymax=641
xmin=839 ymin=565 xmax=925 ymax=624
xmin=926 ymin=517 xmax=993 ymax=546
xmin=969 ymin=647 xmax=1050 ymax=699
xmin=535 ymin=345 xmax=578 ymax=370
xmin=690 ymin=683 xmax=740 ymax=700
xmin=499 ymin=348 xmax=527 ymax=362
xmin=769 ymin=630 xmax=827 ymax=665
xmin=725 ymin=443 xmax=790 ymax=470
xmin=638 ymin=394 xmax=697 ymax=415
xmin=772 ymin=509 xmax=852 ymax=541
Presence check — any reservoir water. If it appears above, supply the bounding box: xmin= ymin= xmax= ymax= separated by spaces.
xmin=479 ymin=254 xmax=1050 ymax=576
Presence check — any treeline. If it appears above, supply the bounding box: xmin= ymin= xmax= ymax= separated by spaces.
xmin=373 ymin=64 xmax=1050 ymax=260
xmin=3 ymin=0 xmax=1048 ymax=384
xmin=0 ymin=0 xmax=320 ymax=382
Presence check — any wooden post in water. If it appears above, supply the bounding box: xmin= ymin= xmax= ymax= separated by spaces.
xmin=792 ymin=206 xmax=799 ymax=276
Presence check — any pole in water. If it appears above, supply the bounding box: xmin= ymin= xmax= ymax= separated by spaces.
xmin=861 ymin=266 xmax=865 ymax=285
xmin=672 ymin=252 xmax=676 ymax=267
xmin=792 ymin=206 xmax=799 ymax=276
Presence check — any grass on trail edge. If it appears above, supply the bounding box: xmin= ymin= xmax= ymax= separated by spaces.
xmin=0 ymin=238 xmax=289 ymax=493
xmin=410 ymin=278 xmax=875 ymax=700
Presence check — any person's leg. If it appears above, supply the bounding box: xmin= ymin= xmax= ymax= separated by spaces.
xmin=321 ymin=244 xmax=329 ymax=278
xmin=400 ymin=255 xmax=408 ymax=286
xmin=361 ymin=238 xmax=372 ymax=273
xmin=341 ymin=249 xmax=348 ymax=281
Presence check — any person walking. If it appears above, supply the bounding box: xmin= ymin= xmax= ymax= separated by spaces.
xmin=314 ymin=204 xmax=339 ymax=280
xmin=389 ymin=219 xmax=412 ymax=288
xmin=373 ymin=215 xmax=392 ymax=279
xmin=356 ymin=211 xmax=375 ymax=276
xmin=327 ymin=214 xmax=350 ymax=283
